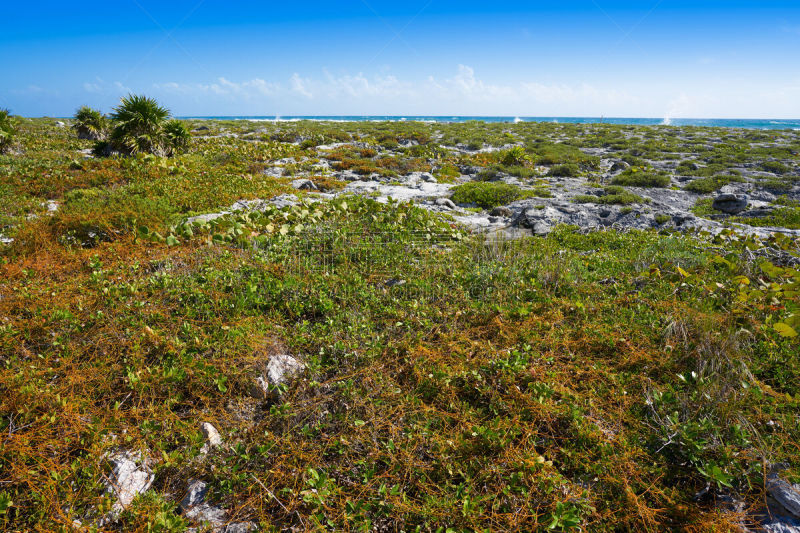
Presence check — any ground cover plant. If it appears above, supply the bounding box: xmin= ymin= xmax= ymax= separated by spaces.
xmin=0 ymin=117 xmax=798 ymax=532
xmin=450 ymin=181 xmax=543 ymax=208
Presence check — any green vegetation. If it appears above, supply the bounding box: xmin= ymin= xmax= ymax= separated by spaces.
xmin=72 ymin=105 xmax=107 ymax=140
xmin=163 ymin=119 xmax=191 ymax=153
xmin=433 ymin=163 xmax=460 ymax=182
xmin=761 ymin=160 xmax=790 ymax=175
xmin=573 ymin=185 xmax=648 ymax=205
xmin=499 ymin=145 xmax=530 ymax=166
xmin=683 ymin=174 xmax=743 ymax=194
xmin=450 ymin=181 xmax=542 ymax=208
xmin=547 ymin=163 xmax=580 ymax=177
xmin=108 ymin=94 xmax=189 ymax=157
xmin=611 ymin=168 xmax=671 ymax=187
xmin=0 ymin=109 xmax=16 ymax=154
xmin=693 ymin=196 xmax=800 ymax=229
xmin=0 ymin=118 xmax=798 ymax=531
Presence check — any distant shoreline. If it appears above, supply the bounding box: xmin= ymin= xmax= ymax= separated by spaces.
xmin=25 ymin=115 xmax=800 ymax=130
xmin=172 ymin=116 xmax=800 ymax=130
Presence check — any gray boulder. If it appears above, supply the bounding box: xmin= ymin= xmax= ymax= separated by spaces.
xmin=712 ymin=193 xmax=749 ymax=214
xmin=490 ymin=206 xmax=513 ymax=217
xmin=768 ymin=471 xmax=800 ymax=519
xmin=262 ymin=167 xmax=284 ymax=178
xmin=435 ymin=198 xmax=456 ymax=209
xmin=291 ymin=179 xmax=318 ymax=191
xmin=610 ymin=161 xmax=630 ymax=173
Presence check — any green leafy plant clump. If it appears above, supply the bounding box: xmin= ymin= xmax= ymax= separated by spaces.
xmin=106 ymin=94 xmax=190 ymax=157
xmin=683 ymin=174 xmax=743 ymax=194
xmin=72 ymin=105 xmax=108 ymax=140
xmin=547 ymin=163 xmax=580 ymax=177
xmin=0 ymin=109 xmax=17 ymax=154
xmin=611 ymin=168 xmax=671 ymax=187
xmin=450 ymin=181 xmax=537 ymax=208
xmin=573 ymin=185 xmax=648 ymax=205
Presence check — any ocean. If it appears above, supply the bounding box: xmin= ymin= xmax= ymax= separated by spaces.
xmin=179 ymin=116 xmax=800 ymax=130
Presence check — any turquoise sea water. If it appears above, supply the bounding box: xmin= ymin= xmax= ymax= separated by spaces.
xmin=180 ymin=116 xmax=800 ymax=130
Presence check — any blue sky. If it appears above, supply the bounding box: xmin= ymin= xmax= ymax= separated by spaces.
xmin=3 ymin=1 xmax=800 ymax=117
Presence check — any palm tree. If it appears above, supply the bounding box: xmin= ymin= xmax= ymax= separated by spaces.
xmin=0 ymin=109 xmax=16 ymax=154
xmin=72 ymin=106 xmax=107 ymax=140
xmin=163 ymin=119 xmax=191 ymax=155
xmin=109 ymin=94 xmax=171 ymax=156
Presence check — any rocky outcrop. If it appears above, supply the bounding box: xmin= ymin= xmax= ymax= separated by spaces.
xmin=291 ymin=178 xmax=318 ymax=190
xmin=712 ymin=193 xmax=749 ymax=214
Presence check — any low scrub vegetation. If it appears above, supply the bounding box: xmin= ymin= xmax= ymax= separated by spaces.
xmin=611 ymin=168 xmax=671 ymax=187
xmin=0 ymin=118 xmax=798 ymax=531
xmin=683 ymin=174 xmax=744 ymax=194
xmin=450 ymin=181 xmax=541 ymax=208
xmin=72 ymin=105 xmax=108 ymax=140
xmin=573 ymin=185 xmax=648 ymax=205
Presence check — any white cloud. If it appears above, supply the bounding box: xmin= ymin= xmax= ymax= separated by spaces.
xmin=77 ymin=66 xmax=800 ymax=117
xmin=150 ymin=66 xmax=632 ymax=114
xmin=83 ymin=82 xmax=102 ymax=93
xmin=81 ymin=79 xmax=131 ymax=96
xmin=290 ymin=73 xmax=313 ymax=98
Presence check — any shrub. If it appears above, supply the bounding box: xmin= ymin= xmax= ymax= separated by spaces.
xmin=675 ymin=160 xmax=700 ymax=175
xmin=683 ymin=175 xmax=741 ymax=194
xmin=450 ymin=181 xmax=528 ymax=209
xmin=108 ymin=94 xmax=187 ymax=157
xmin=611 ymin=168 xmax=670 ymax=187
xmin=499 ymin=146 xmax=529 ymax=166
xmin=0 ymin=109 xmax=16 ymax=154
xmin=163 ymin=120 xmax=191 ymax=154
xmin=761 ymin=161 xmax=789 ymax=175
xmin=573 ymin=186 xmax=648 ymax=205
xmin=434 ymin=164 xmax=460 ymax=183
xmin=72 ymin=106 xmax=107 ymax=140
xmin=548 ymin=163 xmax=580 ymax=177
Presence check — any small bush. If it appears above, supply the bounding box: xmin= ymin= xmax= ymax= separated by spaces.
xmin=451 ymin=181 xmax=529 ymax=208
xmin=548 ymin=164 xmax=580 ymax=177
xmin=761 ymin=161 xmax=789 ymax=175
xmin=683 ymin=175 xmax=740 ymax=194
xmin=163 ymin=120 xmax=191 ymax=154
xmin=107 ymin=94 xmax=189 ymax=157
xmin=573 ymin=186 xmax=647 ymax=205
xmin=72 ymin=106 xmax=107 ymax=140
xmin=434 ymin=164 xmax=460 ymax=183
xmin=611 ymin=168 xmax=670 ymax=187
xmin=499 ymin=146 xmax=529 ymax=166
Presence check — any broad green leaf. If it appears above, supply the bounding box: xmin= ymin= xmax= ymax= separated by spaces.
xmin=774 ymin=323 xmax=798 ymax=338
